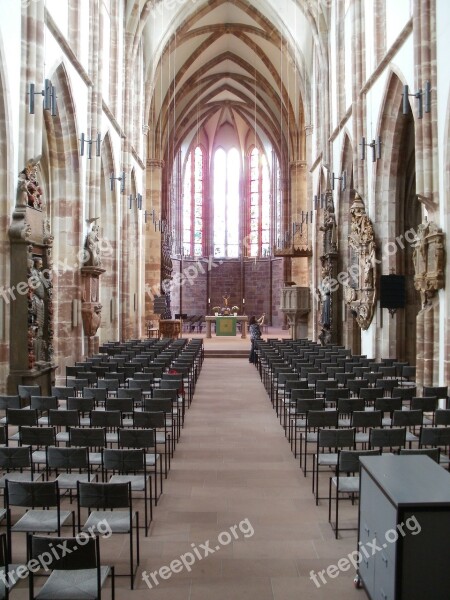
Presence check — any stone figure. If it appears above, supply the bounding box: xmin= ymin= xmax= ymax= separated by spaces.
xmin=319 ymin=197 xmax=338 ymax=253
xmin=29 ymin=256 xmax=47 ymax=362
xmin=18 ymin=162 xmax=43 ymax=210
xmin=84 ymin=220 xmax=102 ymax=267
xmin=82 ymin=304 xmax=102 ymax=337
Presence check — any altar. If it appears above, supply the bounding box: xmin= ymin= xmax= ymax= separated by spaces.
xmin=205 ymin=315 xmax=248 ymax=339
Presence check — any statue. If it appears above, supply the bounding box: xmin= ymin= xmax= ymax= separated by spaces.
xmin=18 ymin=162 xmax=43 ymax=210
xmin=82 ymin=303 xmax=102 ymax=337
xmin=28 ymin=255 xmax=48 ymax=362
xmin=84 ymin=219 xmax=102 ymax=267
xmin=319 ymin=197 xmax=338 ymax=253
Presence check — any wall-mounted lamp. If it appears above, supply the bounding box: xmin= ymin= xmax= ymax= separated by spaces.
xmin=314 ymin=194 xmax=327 ymax=210
xmin=128 ymin=193 xmax=143 ymax=210
xmin=80 ymin=133 xmax=102 ymax=158
xmin=110 ymin=172 xmax=126 ymax=193
xmin=332 ymin=170 xmax=347 ymax=191
xmin=360 ymin=136 xmax=382 ymax=161
xmin=28 ymin=79 xmax=57 ymax=116
xmin=402 ymin=81 xmax=431 ymax=119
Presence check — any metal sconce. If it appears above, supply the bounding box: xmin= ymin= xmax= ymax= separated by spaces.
xmin=80 ymin=133 xmax=102 ymax=158
xmin=314 ymin=194 xmax=327 ymax=210
xmin=28 ymin=79 xmax=57 ymax=116
xmin=128 ymin=193 xmax=143 ymax=210
xmin=144 ymin=209 xmax=165 ymax=231
xmin=360 ymin=137 xmax=382 ymax=162
xmin=402 ymin=81 xmax=431 ymax=119
xmin=332 ymin=170 xmax=347 ymax=191
xmin=110 ymin=172 xmax=126 ymax=193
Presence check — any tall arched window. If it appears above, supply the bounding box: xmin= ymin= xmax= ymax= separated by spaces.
xmin=183 ymin=145 xmax=205 ymax=256
xmin=213 ymin=147 xmax=240 ymax=257
xmin=248 ymin=147 xmax=270 ymax=257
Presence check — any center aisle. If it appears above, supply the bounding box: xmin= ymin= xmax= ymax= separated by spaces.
xmin=136 ymin=358 xmax=361 ymax=600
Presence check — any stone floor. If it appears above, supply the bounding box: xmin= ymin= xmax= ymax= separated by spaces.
xmin=11 ymin=344 xmax=365 ymax=599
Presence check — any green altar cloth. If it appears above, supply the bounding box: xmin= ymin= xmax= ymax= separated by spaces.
xmin=216 ymin=316 xmax=237 ymax=336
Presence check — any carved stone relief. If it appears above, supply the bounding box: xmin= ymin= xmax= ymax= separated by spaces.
xmin=343 ymin=192 xmax=376 ymax=330
xmin=412 ymin=221 xmax=445 ymax=308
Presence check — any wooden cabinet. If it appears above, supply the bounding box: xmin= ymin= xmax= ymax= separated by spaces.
xmin=357 ymin=455 xmax=450 ymax=600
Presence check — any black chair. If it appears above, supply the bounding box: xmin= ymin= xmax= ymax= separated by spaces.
xmin=118 ymin=428 xmax=162 ymax=503
xmin=328 ymin=449 xmax=380 ymax=538
xmin=102 ymin=448 xmax=153 ymax=535
xmin=5 ymin=480 xmax=75 ymax=561
xmin=46 ymin=445 xmax=96 ymax=499
xmin=77 ymin=481 xmax=138 ymax=589
xmin=27 ymin=533 xmax=114 ymax=600
xmin=0 ymin=532 xmax=17 ymax=599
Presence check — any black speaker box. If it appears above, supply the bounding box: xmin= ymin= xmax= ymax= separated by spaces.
xmin=380 ymin=275 xmax=405 ymax=309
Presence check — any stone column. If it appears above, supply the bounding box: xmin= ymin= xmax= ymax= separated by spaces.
xmin=145 ymin=159 xmax=164 ymax=320
xmin=290 ymin=161 xmax=309 ymax=288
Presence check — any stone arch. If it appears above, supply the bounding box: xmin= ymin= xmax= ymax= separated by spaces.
xmin=0 ymin=31 xmax=13 ymax=382
xmin=337 ymin=131 xmax=360 ymax=352
xmin=374 ymin=70 xmax=421 ymax=363
xmin=41 ymin=62 xmax=83 ymax=368
xmin=99 ymin=131 xmax=119 ymax=342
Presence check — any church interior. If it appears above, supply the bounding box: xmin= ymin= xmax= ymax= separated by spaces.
xmin=0 ymin=0 xmax=450 ymax=598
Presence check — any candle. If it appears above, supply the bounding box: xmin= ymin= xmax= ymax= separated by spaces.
xmin=242 ymin=298 xmax=245 ymax=304
xmin=208 ymin=297 xmax=210 ymax=304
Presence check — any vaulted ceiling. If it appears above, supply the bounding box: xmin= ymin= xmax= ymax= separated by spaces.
xmin=128 ymin=0 xmax=329 ymax=165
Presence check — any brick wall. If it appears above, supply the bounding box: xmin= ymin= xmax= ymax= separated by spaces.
xmin=167 ymin=257 xmax=287 ymax=324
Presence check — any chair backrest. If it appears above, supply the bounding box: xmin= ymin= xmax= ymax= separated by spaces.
xmin=392 ymin=387 xmax=416 ymax=400
xmin=420 ymin=426 xmax=450 ymax=447
xmin=129 ymin=379 xmax=152 ymax=392
xmin=369 ymin=427 xmax=406 ymax=449
xmin=48 ymin=409 xmax=80 ymax=428
xmin=295 ymin=398 xmax=324 ymax=414
xmin=435 ymin=409 xmax=450 ymax=426
xmin=97 ymin=379 xmax=120 ymax=391
xmin=291 ymin=389 xmax=316 ymax=402
xmin=411 ymin=396 xmax=438 ymax=412
xmin=17 ymin=385 xmax=41 ymax=402
xmin=5 ymin=480 xmax=58 ymax=508
xmin=46 ymin=445 xmax=89 ymax=470
xmin=360 ymin=388 xmax=381 ymax=401
xmin=30 ymin=396 xmax=58 ymax=412
xmin=0 ymin=446 xmax=32 ymax=469
xmin=143 ymin=398 xmax=173 ymax=414
xmin=117 ymin=388 xmax=142 ymax=402
xmin=306 ymin=410 xmax=338 ymax=429
xmin=19 ymin=426 xmax=56 ymax=447
xmin=338 ymin=449 xmax=381 ymax=473
xmin=67 ymin=397 xmax=95 ymax=413
xmin=0 ymin=395 xmax=22 ymax=411
xmin=90 ymin=410 xmax=121 ymax=428
xmin=134 ymin=411 xmax=165 ymax=428
xmin=82 ymin=387 xmax=107 ymax=404
xmin=326 ymin=388 xmax=350 ymax=404
xmin=102 ymin=448 xmax=145 ymax=473
xmin=423 ymin=386 xmax=448 ymax=400
xmin=392 ymin=409 xmax=423 ymax=427
xmin=153 ymin=389 xmax=177 ymax=401
xmin=317 ymin=427 xmax=355 ymax=449
xmin=399 ymin=448 xmax=440 ymax=463
xmin=119 ymin=428 xmax=156 ymax=449
xmin=105 ymin=398 xmax=134 ymax=413
xmin=69 ymin=427 xmax=106 ymax=448
xmin=51 ymin=386 xmax=76 ymax=400
xmin=77 ymin=481 xmax=131 ymax=509
xmin=6 ymin=408 xmax=38 ymax=427
xmin=337 ymin=398 xmax=365 ymax=414
xmin=29 ymin=533 xmax=100 ymax=571
xmin=374 ymin=397 xmax=403 ymax=414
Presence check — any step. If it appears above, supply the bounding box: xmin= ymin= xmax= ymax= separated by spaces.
xmin=204 ymin=350 xmax=249 ymax=359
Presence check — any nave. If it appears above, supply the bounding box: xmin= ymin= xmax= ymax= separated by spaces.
xmin=130 ymin=356 xmax=361 ymax=600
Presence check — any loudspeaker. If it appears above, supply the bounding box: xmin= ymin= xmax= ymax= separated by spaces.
xmin=380 ymin=275 xmax=405 ymax=309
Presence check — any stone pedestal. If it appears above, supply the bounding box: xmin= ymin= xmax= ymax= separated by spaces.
xmin=81 ymin=266 xmax=105 ymax=355
xmin=280 ymin=286 xmax=310 ymax=339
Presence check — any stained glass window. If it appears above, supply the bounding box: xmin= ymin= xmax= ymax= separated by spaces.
xmin=213 ymin=148 xmax=240 ymax=258
xmin=183 ymin=145 xmax=204 ymax=256
xmin=248 ymin=147 xmax=271 ymax=256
